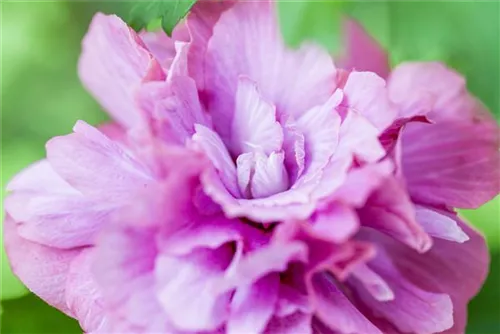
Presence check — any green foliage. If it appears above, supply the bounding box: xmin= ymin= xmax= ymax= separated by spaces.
xmin=128 ymin=0 xmax=196 ymax=35
xmin=1 ymin=294 xmax=80 ymax=333
xmin=278 ymin=1 xmax=344 ymax=52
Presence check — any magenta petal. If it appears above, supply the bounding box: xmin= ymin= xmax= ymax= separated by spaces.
xmin=264 ymin=312 xmax=312 ymax=334
xmin=78 ymin=14 xmax=165 ymax=129
xmin=339 ymin=18 xmax=389 ymax=79
xmin=352 ymin=247 xmax=454 ymax=334
xmin=359 ymin=177 xmax=433 ymax=252
xmin=310 ymin=273 xmax=382 ymax=334
xmin=3 ymin=216 xmax=80 ymax=316
xmin=227 ymin=274 xmax=279 ymax=334
xmin=350 ymin=264 xmax=394 ymax=302
xmin=401 ymin=119 xmax=500 ymax=209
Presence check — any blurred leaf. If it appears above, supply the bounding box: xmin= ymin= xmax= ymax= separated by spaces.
xmin=1 ymin=294 xmax=80 ymax=333
xmin=348 ymin=1 xmax=499 ymax=117
xmin=128 ymin=0 xmax=196 ymax=35
xmin=279 ymin=1 xmax=499 ymax=117
xmin=278 ymin=1 xmax=344 ymax=52
xmin=467 ymin=252 xmax=500 ymax=333
xmin=460 ymin=196 xmax=500 ymax=250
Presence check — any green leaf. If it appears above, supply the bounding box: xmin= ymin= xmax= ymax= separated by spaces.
xmin=278 ymin=2 xmax=344 ymax=52
xmin=1 ymin=294 xmax=80 ymax=333
xmin=128 ymin=0 xmax=196 ymax=35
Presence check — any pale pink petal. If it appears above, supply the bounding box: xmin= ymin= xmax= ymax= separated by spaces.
xmin=236 ymin=152 xmax=254 ymax=198
xmin=415 ymin=206 xmax=469 ymax=243
xmin=192 ymin=124 xmax=241 ymax=197
xmin=275 ymin=284 xmax=311 ymax=317
xmin=138 ymin=76 xmax=210 ymax=144
xmin=336 ymin=109 xmax=386 ymax=163
xmin=339 ymin=18 xmax=389 ymax=79
xmin=251 ymin=151 xmax=289 ymax=199
xmin=156 ymin=246 xmax=234 ymax=331
xmin=401 ymin=119 xmax=500 ymax=209
xmin=94 ymin=225 xmax=172 ymax=332
xmin=218 ymin=241 xmax=308 ymax=292
xmin=139 ymin=29 xmax=176 ymax=69
xmin=282 ymin=119 xmax=305 ymax=182
xmin=350 ymin=263 xmax=394 ymax=302
xmin=65 ymin=248 xmax=105 ymax=333
xmin=342 ymin=71 xmax=395 ymax=131
xmin=388 ymin=62 xmax=473 ymax=120
xmin=330 ymin=159 xmax=394 ymax=207
xmin=78 ymin=14 xmax=165 ymax=128
xmin=358 ymin=177 xmax=432 ymax=253
xmin=311 ymin=203 xmax=359 ymax=243
xmin=3 ymin=216 xmax=80 ymax=316
xmin=5 ymin=191 xmax=111 ymax=249
xmin=205 ymin=1 xmax=336 ymax=141
xmin=296 ymin=90 xmax=342 ymax=177
xmin=184 ymin=0 xmax=235 ymax=90
xmin=227 ymin=274 xmax=279 ymax=334
xmin=231 ymin=77 xmax=283 ymax=156
xmin=46 ymin=121 xmax=154 ymax=200
xmin=309 ymin=273 xmax=382 ymax=334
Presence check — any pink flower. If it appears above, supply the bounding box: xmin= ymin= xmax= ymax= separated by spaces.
xmin=4 ymin=2 xmax=498 ymax=334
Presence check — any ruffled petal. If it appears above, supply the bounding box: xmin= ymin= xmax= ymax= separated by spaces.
xmin=192 ymin=124 xmax=241 ymax=197
xmin=227 ymin=274 xmax=279 ymax=334
xmin=231 ymin=77 xmax=283 ymax=156
xmin=3 ymin=216 xmax=80 ymax=316
xmin=342 ymin=71 xmax=395 ymax=131
xmin=78 ymin=14 xmax=165 ymax=129
xmin=46 ymin=121 xmax=154 ymax=200
xmin=205 ymin=1 xmax=336 ymax=141
xmin=309 ymin=273 xmax=382 ymax=334
xmin=358 ymin=177 xmax=432 ymax=253
xmin=351 ymin=246 xmax=454 ymax=334
xmin=251 ymin=151 xmax=289 ymax=199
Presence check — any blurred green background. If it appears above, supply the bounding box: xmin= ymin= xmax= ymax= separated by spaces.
xmin=1 ymin=1 xmax=499 ymax=333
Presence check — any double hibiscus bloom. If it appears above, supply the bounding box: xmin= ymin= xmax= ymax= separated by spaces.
xmin=4 ymin=1 xmax=499 ymax=333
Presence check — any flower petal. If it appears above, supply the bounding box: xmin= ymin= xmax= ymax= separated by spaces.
xmin=192 ymin=124 xmax=241 ymax=197
xmin=3 ymin=216 xmax=80 ymax=316
xmin=401 ymin=119 xmax=500 ymax=209
xmin=227 ymin=274 xmax=279 ymax=334
xmin=342 ymin=71 xmax=395 ymax=131
xmin=358 ymin=177 xmax=432 ymax=252
xmin=78 ymin=14 xmax=165 ymax=128
xmin=415 ymin=206 xmax=469 ymax=243
xmin=205 ymin=1 xmax=336 ymax=141
xmin=231 ymin=77 xmax=283 ymax=156
xmin=251 ymin=151 xmax=289 ymax=199
xmin=339 ymin=18 xmax=389 ymax=79
xmin=309 ymin=273 xmax=382 ymax=334
xmin=46 ymin=121 xmax=153 ymax=200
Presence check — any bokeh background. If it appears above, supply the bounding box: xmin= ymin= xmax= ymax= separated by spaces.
xmin=1 ymin=1 xmax=499 ymax=333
